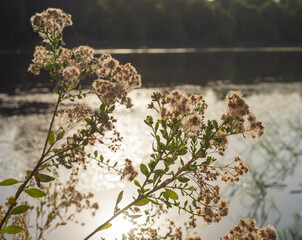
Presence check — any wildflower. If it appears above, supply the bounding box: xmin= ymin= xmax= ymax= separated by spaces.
xmin=73 ymin=46 xmax=94 ymax=62
xmin=28 ymin=45 xmax=51 ymax=75
xmin=225 ymin=91 xmax=250 ymax=117
xmin=182 ymin=114 xmax=202 ymax=134
xmin=73 ymin=46 xmax=94 ymax=72
xmin=186 ymin=236 xmax=202 ymax=240
xmin=114 ymin=63 xmax=142 ymax=90
xmin=62 ymin=66 xmax=80 ymax=85
xmin=120 ymin=159 xmax=138 ymax=181
xmin=58 ymin=105 xmax=90 ymax=131
xmin=30 ymin=8 xmax=72 ymax=41
xmin=222 ymin=218 xmax=278 ymax=240
xmin=221 ymin=156 xmax=249 ymax=182
xmin=92 ymin=79 xmax=133 ymax=108
xmin=222 ymin=91 xmax=264 ymax=139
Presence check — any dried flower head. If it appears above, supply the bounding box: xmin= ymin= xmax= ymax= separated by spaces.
xmin=222 ymin=91 xmax=264 ymax=139
xmin=222 ymin=218 xmax=277 ymax=240
xmin=92 ymin=79 xmax=132 ymax=108
xmin=120 ymin=159 xmax=138 ymax=181
xmin=30 ymin=8 xmax=72 ymax=41
xmin=183 ymin=114 xmax=203 ymax=134
xmin=62 ymin=66 xmax=80 ymax=85
xmin=28 ymin=45 xmax=51 ymax=75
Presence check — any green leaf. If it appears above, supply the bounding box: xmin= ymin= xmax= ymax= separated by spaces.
xmin=56 ymin=131 xmax=65 ymax=140
xmin=153 ymin=169 xmax=165 ymax=182
xmin=0 ymin=178 xmax=19 ymax=186
xmin=46 ymin=43 xmax=53 ymax=52
xmin=1 ymin=225 xmax=24 ymax=234
xmin=39 ymin=174 xmax=55 ymax=182
xmin=25 ymin=188 xmax=46 ymax=198
xmin=8 ymin=197 xmax=16 ymax=205
xmin=85 ymin=118 xmax=93 ymax=125
xmin=134 ymin=198 xmax=150 ymax=206
xmin=176 ymin=148 xmax=187 ymax=156
xmin=107 ymin=105 xmax=115 ymax=113
xmin=11 ymin=205 xmax=30 ymax=215
xmin=164 ymin=157 xmax=174 ymax=166
xmin=48 ymin=131 xmax=55 ymax=146
xmin=98 ymin=223 xmax=112 ymax=231
xmin=99 ymin=104 xmax=106 ymax=113
xmin=58 ymin=48 xmax=63 ymax=56
xmin=166 ymin=189 xmax=179 ymax=200
xmin=177 ymin=176 xmax=190 ymax=183
xmin=213 ymin=120 xmax=219 ymax=130
xmin=162 ymin=191 xmax=169 ymax=201
xmin=44 ymin=63 xmax=53 ymax=70
xmin=134 ymin=180 xmax=141 ymax=188
xmin=115 ymin=191 xmax=123 ymax=207
xmin=128 ymin=214 xmax=142 ymax=219
xmin=140 ymin=164 xmax=149 ymax=176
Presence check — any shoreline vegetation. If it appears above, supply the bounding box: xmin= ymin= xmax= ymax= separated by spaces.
xmin=2 ymin=46 xmax=302 ymax=55
xmin=1 ymin=0 xmax=302 ymax=50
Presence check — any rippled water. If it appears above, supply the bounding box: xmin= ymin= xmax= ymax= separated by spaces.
xmin=0 ymin=82 xmax=301 ymax=239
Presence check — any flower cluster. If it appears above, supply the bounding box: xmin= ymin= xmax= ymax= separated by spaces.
xmin=221 ymin=91 xmax=264 ymax=139
xmin=62 ymin=66 xmax=80 ymax=85
xmin=220 ymin=156 xmax=249 ymax=182
xmin=148 ymin=90 xmax=206 ymax=136
xmin=29 ymin=8 xmax=141 ymax=103
xmin=222 ymin=218 xmax=277 ymax=240
xmin=159 ymin=90 xmax=205 ymax=120
xmin=28 ymin=46 xmax=51 ymax=75
xmin=93 ymin=55 xmax=141 ymax=108
xmin=92 ymin=80 xmax=132 ymax=108
xmin=120 ymin=159 xmax=138 ymax=181
xmin=58 ymin=105 xmax=90 ymax=131
xmin=30 ymin=8 xmax=72 ymax=41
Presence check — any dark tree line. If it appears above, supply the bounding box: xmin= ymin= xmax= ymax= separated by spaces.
xmin=1 ymin=0 xmax=302 ymax=49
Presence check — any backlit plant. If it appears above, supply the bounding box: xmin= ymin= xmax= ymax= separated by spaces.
xmin=0 ymin=8 xmax=277 ymax=240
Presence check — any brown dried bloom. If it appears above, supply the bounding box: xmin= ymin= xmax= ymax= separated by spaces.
xmin=114 ymin=63 xmax=142 ymax=90
xmin=162 ymin=90 xmax=190 ymax=119
xmin=73 ymin=46 xmax=94 ymax=62
xmin=62 ymin=66 xmax=80 ymax=85
xmin=258 ymin=225 xmax=278 ymax=239
xmin=183 ymin=114 xmax=203 ymax=134
xmin=73 ymin=46 xmax=95 ymax=72
xmin=225 ymin=91 xmax=250 ymax=117
xmin=220 ymin=156 xmax=249 ymax=182
xmin=30 ymin=8 xmax=72 ymax=41
xmin=222 ymin=91 xmax=264 ymax=139
xmin=58 ymin=47 xmax=73 ymax=63
xmin=157 ymin=91 xmax=206 ymax=125
xmin=58 ymin=105 xmax=90 ymax=131
xmin=28 ymin=45 xmax=51 ymax=75
xmin=222 ymin=218 xmax=277 ymax=240
xmin=92 ymin=79 xmax=132 ymax=108
xmin=120 ymin=159 xmax=138 ymax=181
xmin=151 ymin=91 xmax=163 ymax=102
xmin=186 ymin=236 xmax=202 ymax=240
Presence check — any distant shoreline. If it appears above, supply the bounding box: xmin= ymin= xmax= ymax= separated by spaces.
xmin=2 ymin=46 xmax=302 ymax=55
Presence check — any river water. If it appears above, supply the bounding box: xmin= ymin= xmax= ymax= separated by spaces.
xmin=0 ymin=49 xmax=302 ymax=239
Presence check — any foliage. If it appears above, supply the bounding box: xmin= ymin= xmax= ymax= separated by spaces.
xmin=1 ymin=0 xmax=302 ymax=49
xmin=0 ymin=8 xmax=278 ymax=240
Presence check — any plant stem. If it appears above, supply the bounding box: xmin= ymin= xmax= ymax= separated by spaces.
xmin=84 ymin=150 xmax=201 ymax=239
xmin=83 ymin=197 xmax=143 ymax=240
xmin=0 ymin=94 xmax=62 ymax=231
